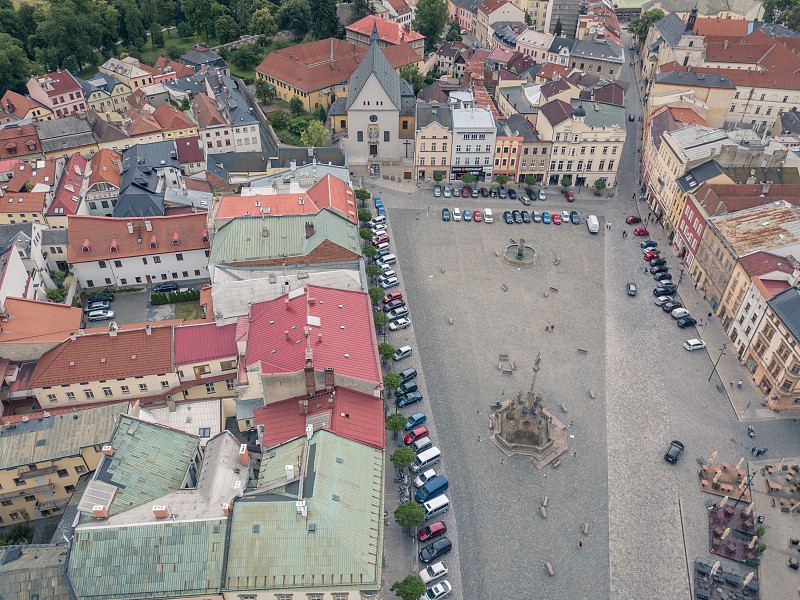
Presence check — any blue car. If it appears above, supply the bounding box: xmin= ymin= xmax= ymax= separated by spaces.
xmin=463 ymin=209 xmax=471 ymax=222
xmin=441 ymin=208 xmax=451 ymax=222
xmin=374 ymin=197 xmax=383 ymax=209
xmin=405 ymin=412 xmax=427 ymax=430
xmin=542 ymin=211 xmax=551 ymax=224
xmin=376 ymin=206 xmax=386 ymax=217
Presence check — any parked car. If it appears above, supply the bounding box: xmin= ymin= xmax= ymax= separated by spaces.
xmin=384 ymin=298 xmax=406 ymax=312
xmin=542 ymin=211 xmax=551 ymax=224
xmin=86 ymin=309 xmax=115 ymax=322
xmin=653 ymin=286 xmax=675 ymax=297
xmin=671 ymin=308 xmax=690 ymax=319
xmin=443 ymin=186 xmax=452 ymax=198
xmin=471 ymin=187 xmax=479 ymax=198
xmin=552 ymin=214 xmax=562 ymax=225
xmin=498 ymin=186 xmax=507 ymax=199
xmin=564 ymin=191 xmax=574 ymax=201
xmin=625 ymin=216 xmax=642 ymax=224
xmin=654 ymin=295 xmax=671 ymax=306
xmin=508 ymin=189 xmax=517 ymax=200
xmin=570 ymin=211 xmax=579 ymax=224
xmin=418 ymin=521 xmax=448 ymax=542
xmin=664 ymin=440 xmax=684 ymax=463
xmin=441 ymin=208 xmax=451 ymax=221
xmin=420 ymin=562 xmax=449 ymax=584
xmin=397 ymin=380 xmax=418 ymax=397
xmin=461 ymin=186 xmax=469 ymax=198
xmin=503 ymin=211 xmax=513 ymax=224
xmin=399 ymin=367 xmax=417 ymax=382
xmin=626 ymin=283 xmax=637 ymax=296
xmin=641 ymin=240 xmax=658 ymax=249
xmin=526 ymin=188 xmax=536 ymax=202
xmin=397 ymin=391 xmax=423 ymax=407
xmin=423 ymin=580 xmax=452 ymax=600
xmin=433 ymin=185 xmax=442 ymax=197
xmin=419 ymin=537 xmax=453 ymax=563
xmin=489 ymin=187 xmax=497 ymax=197
xmin=634 ymin=228 xmax=649 ymax=236
xmin=153 ymin=281 xmax=177 ymax=293
xmin=650 ymin=265 xmax=668 ymax=274
xmin=512 ymin=210 xmax=522 ymax=224
xmin=684 ymin=339 xmax=706 ymax=351
xmin=387 ymin=306 xmax=409 ymax=320
xmin=650 ymin=258 xmax=667 ymax=266
xmin=88 ymin=291 xmax=114 ymax=303
xmin=414 ymin=468 xmax=437 ymax=489
xmin=405 ymin=411 xmax=426 ymax=430
xmin=84 ymin=300 xmax=110 ymax=313
xmin=405 ymin=426 xmax=430 ymax=445
xmin=384 ymin=292 xmax=403 ymax=304
xmin=657 ymin=282 xmax=677 ymax=294
xmin=532 ymin=210 xmax=541 ymax=223
xmin=380 ymin=277 xmax=399 ymax=289
xmin=452 ymin=208 xmax=461 ymax=222
xmin=521 ymin=210 xmax=531 ymax=223
xmin=379 ymin=262 xmax=395 ymax=274
xmin=677 ymin=317 xmax=697 ymax=328
xmin=654 ymin=272 xmax=673 ymax=282
xmin=372 ymin=234 xmax=390 ymax=246
xmin=379 ymin=271 xmax=396 ymax=282
xmin=519 ymin=191 xmax=531 ymax=205
xmin=393 ymin=345 xmax=413 ymax=361
xmin=538 ymin=190 xmax=546 ymax=201
xmin=480 ymin=187 xmax=489 ymax=197
xmin=643 ymin=252 xmax=660 ymax=261
xmin=462 ymin=209 xmax=471 ymax=222
xmin=473 ymin=210 xmax=482 ymax=222
xmin=662 ymin=301 xmax=683 ymax=313
xmin=389 ymin=317 xmax=411 ymax=331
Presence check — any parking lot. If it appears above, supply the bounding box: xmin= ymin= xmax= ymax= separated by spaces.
xmin=379 ymin=187 xmax=611 ymax=599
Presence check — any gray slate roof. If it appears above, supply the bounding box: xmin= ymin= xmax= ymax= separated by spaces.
xmin=115 ymin=141 xmax=178 ymax=217
xmin=42 ymin=227 xmax=69 ymax=246
xmin=655 ymin=70 xmax=736 ymax=88
xmin=268 ymin=147 xmax=346 ymax=169
xmin=180 ymin=46 xmax=227 ymax=70
xmin=164 ymin=73 xmax=207 ymax=99
xmin=570 ymin=99 xmax=626 ymax=128
xmin=778 ymin=108 xmax=800 ymax=134
xmin=571 ymin=39 xmax=624 ymax=63
xmin=206 ymin=70 xmax=259 ymax=128
xmin=768 ymin=286 xmax=800 ymax=343
xmin=505 ymin=113 xmax=539 ymax=142
xmin=347 ymin=27 xmax=405 ymax=110
xmin=676 ymin=159 xmax=725 ymax=193
xmin=653 ymin=12 xmax=688 ymax=48
xmin=34 ymin=116 xmax=95 ymax=153
xmin=548 ymin=37 xmax=575 ymax=54
xmin=416 ymin=102 xmax=453 ymax=130
xmin=0 ymin=223 xmax=34 ymax=254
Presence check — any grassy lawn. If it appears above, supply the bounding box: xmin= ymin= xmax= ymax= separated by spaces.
xmin=139 ymin=33 xmax=217 ymax=67
xmin=174 ymin=301 xmax=205 ymax=320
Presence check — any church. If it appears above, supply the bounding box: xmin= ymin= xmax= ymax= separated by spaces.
xmin=337 ymin=24 xmax=416 ymax=180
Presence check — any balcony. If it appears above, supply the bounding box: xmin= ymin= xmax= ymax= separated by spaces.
xmin=0 ymin=482 xmax=53 ymax=501
xmin=18 ymin=465 xmax=57 ymax=480
xmin=36 ymin=496 xmax=69 ymax=511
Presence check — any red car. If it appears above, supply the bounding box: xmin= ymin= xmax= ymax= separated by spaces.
xmin=418 ymin=521 xmax=448 ymax=542
xmin=384 ymin=292 xmax=403 ymax=304
xmin=404 ymin=426 xmax=430 ymax=445
xmin=564 ymin=191 xmax=574 ymax=202
xmin=372 ymin=234 xmax=390 ymax=246
xmin=633 ymin=228 xmax=649 ymax=236
xmin=552 ymin=214 xmax=562 ymax=225
xmin=473 ymin=210 xmax=482 ymax=222
xmin=625 ymin=216 xmax=642 ymax=224
xmin=644 ymin=251 xmax=660 ymax=260
xmin=461 ymin=187 xmax=469 ymax=198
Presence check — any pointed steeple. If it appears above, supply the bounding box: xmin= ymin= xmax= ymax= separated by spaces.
xmin=370 ymin=22 xmax=380 ymax=45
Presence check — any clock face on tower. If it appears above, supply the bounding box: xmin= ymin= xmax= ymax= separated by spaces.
xmin=369 ymin=114 xmax=378 ymax=122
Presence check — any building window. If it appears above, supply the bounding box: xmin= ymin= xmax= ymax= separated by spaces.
xmin=9 ymin=513 xmax=21 ymax=521
xmin=357 ymin=131 xmax=363 ymax=142
xmin=384 ymin=131 xmax=390 ymax=142
xmin=84 ymin=389 xmax=94 ymax=399
xmin=227 ymin=378 xmax=235 ymax=391
xmin=161 ymin=380 xmax=170 ymax=389
xmin=47 ymin=393 xmax=57 ymax=402
xmin=205 ymin=382 xmax=215 ymax=394
xmin=221 ymin=360 xmax=237 ymax=371
xmin=154 ymin=256 xmax=161 ymax=263
xmin=139 ymin=383 xmax=148 ymax=392
xmin=114 ymin=260 xmax=121 ymax=268
xmin=75 ymin=465 xmax=86 ymax=474
xmin=13 ymin=478 xmax=24 ymax=487
xmin=176 ymin=253 xmax=183 ymax=261
xmin=98 ymin=260 xmax=107 ymax=268
xmin=103 ymin=387 xmax=113 ymax=397
xmin=57 ymin=468 xmax=69 ymax=478
xmin=66 ymin=392 xmax=75 ymax=401
xmin=24 ymin=495 xmax=35 ymax=502
xmin=1 ymin=500 xmax=12 ymax=506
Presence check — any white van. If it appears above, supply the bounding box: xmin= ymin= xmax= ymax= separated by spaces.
xmin=484 ymin=208 xmax=493 ymax=223
xmin=378 ymin=254 xmax=396 ymax=266
xmin=368 ymin=216 xmax=386 ymax=228
xmin=410 ymin=447 xmax=441 ymax=473
xmin=423 ymin=494 xmax=450 ymax=521
xmin=587 ymin=215 xmax=599 ymax=233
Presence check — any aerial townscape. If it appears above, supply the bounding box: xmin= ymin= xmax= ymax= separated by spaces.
xmin=7 ymin=0 xmax=800 ymax=598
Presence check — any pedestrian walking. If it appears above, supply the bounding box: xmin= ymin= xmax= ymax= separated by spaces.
xmin=751 ymin=447 xmax=756 ymax=455
xmin=737 ymin=380 xmax=743 ymax=389
xmin=578 ymin=541 xmax=583 ymax=548
xmin=551 ymin=324 xmax=555 ymax=331
xmin=545 ymin=323 xmax=550 ymax=332
xmin=756 ymin=450 xmax=762 ymax=457
xmin=763 ymin=448 xmax=768 ymax=454
xmin=730 ymin=381 xmax=734 ymax=387
xmin=644 ymin=267 xmax=648 ymax=274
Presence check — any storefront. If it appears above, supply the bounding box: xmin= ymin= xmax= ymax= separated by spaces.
xmin=450 ymin=165 xmax=491 ymax=182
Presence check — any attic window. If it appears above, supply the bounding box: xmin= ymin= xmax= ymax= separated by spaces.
xmin=252 ymin=524 xmax=260 ymax=534
xmin=149 ymin=234 xmax=157 ymax=248
xmin=81 ymin=238 xmax=91 ymax=252
xmin=171 ymin=232 xmax=181 ymax=245
xmin=110 ymin=239 xmax=118 ymax=252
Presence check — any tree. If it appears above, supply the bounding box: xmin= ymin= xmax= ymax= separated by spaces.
xmin=374 ymin=311 xmax=388 ymax=330
xmin=496 ymin=173 xmax=509 ymax=185
xmin=461 ymin=172 xmax=475 ymax=185
xmin=525 ymin=174 xmax=536 ymax=186
xmin=560 ymin=176 xmax=572 ymax=189
xmin=594 ymin=178 xmax=606 ymax=191
xmin=355 ymin=188 xmax=371 ymax=206
xmin=399 ymin=63 xmax=425 ymax=94
xmin=524 ymin=10 xmax=531 ymax=25
xmin=230 ymin=43 xmax=263 ymax=69
xmin=364 ymin=245 xmax=378 ymax=261
xmin=384 ymin=370 xmax=401 ymax=394
xmin=628 ymin=8 xmax=664 ymax=40
xmin=150 ymin=22 xmax=165 ymax=50
xmin=386 ymin=412 xmax=407 ymax=439
xmin=311 ymin=0 xmax=338 ymax=39
xmin=277 ymin=0 xmax=311 ymax=37
xmin=249 ymin=6 xmax=277 ymax=36
xmin=177 ymin=19 xmax=195 ymax=36
xmin=180 ymin=96 xmax=190 ymax=110
xmin=254 ymin=78 xmax=272 ymax=104
xmin=368 ymin=286 xmax=384 ymax=305
xmin=390 ymin=575 xmax=427 ymax=600
xmin=445 ymin=20 xmax=462 ymax=42
xmin=432 ymin=172 xmax=443 ymax=183
xmin=553 ymin=18 xmax=562 ymax=36
xmin=360 ymin=227 xmax=374 ymax=241
xmin=0 ymin=34 xmax=32 ymax=96
xmin=352 ymin=0 xmax=372 ymax=21
xmin=358 ymin=208 xmax=372 ymax=223
xmin=216 ymin=14 xmax=240 ymax=43
xmin=412 ymin=0 xmax=449 ymax=51
xmin=366 ymin=264 xmax=382 ymax=279
xmin=289 ymin=95 xmax=305 ymax=116
xmin=378 ymin=342 xmax=396 ymax=362
xmin=7 ymin=524 xmax=32 ymax=545
xmin=117 ymin=0 xmax=147 ymax=48
xmin=182 ymin=0 xmax=227 ymax=44
xmin=390 ymin=445 xmax=415 ymax=475
xmin=394 ymin=501 xmax=425 ymax=529
xmin=34 ymin=0 xmax=108 ymax=71
xmin=300 ymin=120 xmax=328 ymax=146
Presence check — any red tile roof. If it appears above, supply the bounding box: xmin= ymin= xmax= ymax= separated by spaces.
xmin=30 ymin=70 xmax=82 ymax=98
xmin=536 ymin=63 xmax=572 ymax=82
xmin=692 ymin=17 xmax=749 ymax=37
xmin=666 ymin=107 xmax=707 ymax=127
xmin=153 ymin=103 xmax=196 ymax=132
xmin=87 ymin=148 xmax=123 ymax=191
xmin=124 ymin=110 xmax=162 ymax=137
xmin=175 ymin=136 xmax=204 ymax=165
xmin=5 ymin=158 xmax=57 ymax=192
xmin=0 ymin=122 xmax=42 ymax=161
xmin=67 ymin=213 xmax=211 ymax=264
xmin=28 ymin=325 xmax=174 ymax=388
xmin=704 ymin=36 xmax=800 ymax=72
xmin=539 ymin=99 xmax=573 ymax=126
xmin=184 ymin=177 xmax=211 ymax=193
xmin=245 ymin=285 xmax=381 ymax=386
xmin=738 ymin=250 xmax=796 ymax=278
xmin=254 ymin=386 xmax=385 ymax=449
xmin=154 ymin=57 xmax=196 ymax=79
xmin=385 ymin=0 xmax=411 ymax=14
xmin=693 ymin=182 xmax=800 ymax=215
xmin=0 ymin=298 xmax=82 ymax=345
xmin=173 ymin=322 xmax=238 ymax=365
xmin=1 ymin=91 xmax=50 ymax=119
xmin=48 ymin=153 xmax=87 ymax=217
xmin=190 ymin=93 xmax=227 ymax=130
xmin=346 ymin=15 xmax=424 ymax=45
xmin=382 ymin=42 xmax=423 ymax=69
xmin=478 ymin=0 xmax=510 ymax=16
xmin=0 ymin=191 xmax=47 ymax=214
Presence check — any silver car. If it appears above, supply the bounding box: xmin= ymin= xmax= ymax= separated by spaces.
xmin=87 ymin=309 xmax=115 ymax=322
xmin=433 ymin=185 xmax=442 ymax=197
xmin=443 ymin=186 xmax=452 ymax=198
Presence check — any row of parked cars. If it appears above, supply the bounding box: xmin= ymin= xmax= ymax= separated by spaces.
xmin=83 ymin=290 xmax=116 ymax=322
xmin=434 ymin=185 xmax=576 ymax=205
xmin=502 ymin=209 xmax=579 ymax=225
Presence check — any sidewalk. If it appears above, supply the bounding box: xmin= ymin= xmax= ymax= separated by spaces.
xmin=634 ymin=200 xmax=782 ymax=422
xmin=382 ymin=430 xmax=419 ymax=598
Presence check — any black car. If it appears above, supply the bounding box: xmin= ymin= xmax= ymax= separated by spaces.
xmin=677 ymin=317 xmax=697 ymax=328
xmin=650 ymin=265 xmax=668 ymax=274
xmin=88 ymin=291 xmax=114 ymax=303
xmin=503 ymin=211 xmax=513 ymax=224
xmin=664 ymin=440 xmax=684 ymax=463
xmin=480 ymin=187 xmax=489 ymax=197
xmin=512 ymin=210 xmax=522 ymax=224
xmin=641 ymin=240 xmax=658 ymax=249
xmin=570 ymin=211 xmax=579 ymax=224
xmin=153 ymin=282 xmax=178 ymax=293
xmin=521 ymin=210 xmax=531 ymax=223
xmin=419 ymin=537 xmax=453 ymax=563
xmin=526 ymin=188 xmax=536 ymax=202
xmin=649 ymin=258 xmax=667 ymax=267
xmin=508 ymin=189 xmax=517 ymax=200
xmin=662 ymin=301 xmax=683 ymax=313
xmin=654 ymin=272 xmax=673 ymax=282
xmin=441 ymin=208 xmax=451 ymax=222
xmin=653 ymin=285 xmax=676 ymax=297
xmin=396 ymin=391 xmax=423 ymax=408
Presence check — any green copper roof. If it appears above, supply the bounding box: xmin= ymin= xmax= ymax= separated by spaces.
xmin=224 ymin=430 xmax=384 ymax=593
xmin=209 ymin=211 xmax=360 ymax=266
xmin=68 ymin=519 xmax=226 ymax=600
xmin=94 ymin=416 xmax=199 ymax=516
xmin=0 ymin=545 xmax=72 ymax=600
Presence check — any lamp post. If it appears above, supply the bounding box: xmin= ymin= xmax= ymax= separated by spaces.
xmin=708 ymin=343 xmax=727 ymax=382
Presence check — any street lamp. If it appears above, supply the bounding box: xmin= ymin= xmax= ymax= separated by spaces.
xmin=708 ymin=343 xmax=727 ymax=382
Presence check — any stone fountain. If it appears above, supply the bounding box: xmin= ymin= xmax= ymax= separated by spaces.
xmin=503 ymin=237 xmax=536 ymax=266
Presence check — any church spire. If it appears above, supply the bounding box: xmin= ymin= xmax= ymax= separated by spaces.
xmin=370 ymin=21 xmax=380 ymax=44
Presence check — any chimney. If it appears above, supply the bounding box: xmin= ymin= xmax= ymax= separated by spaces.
xmin=290 ymin=159 xmax=297 ymax=171
xmin=324 ymin=367 xmax=334 ymax=391
xmin=306 ymin=423 xmax=313 ymax=439
xmin=305 ymin=222 xmax=315 ymax=238
xmin=127 ymin=221 xmax=134 ymax=234
xmin=239 ymin=444 xmax=249 ymax=466
xmin=234 ymin=480 xmax=243 ymax=497
xmin=70 ymin=332 xmax=77 ymax=341
xmin=318 ymin=333 xmax=322 ymax=343
xmin=152 ymin=505 xmax=169 ymax=518
xmin=145 ymin=324 xmax=151 ymax=336
xmin=109 ymin=327 xmax=117 ymax=337
xmin=724 ymin=40 xmax=728 ymax=50
xmin=101 ymin=445 xmax=114 ymax=456
xmin=285 ymin=297 xmax=290 ymax=310
xmin=222 ymin=502 xmax=231 ymax=515
xmin=285 ymin=330 xmax=290 ymax=341
xmin=145 ymin=220 xmax=152 ymax=232
xmin=285 ymin=464 xmax=295 ymax=480
xmin=304 ymin=364 xmax=315 ymax=396
xmin=92 ymin=505 xmax=108 ymax=519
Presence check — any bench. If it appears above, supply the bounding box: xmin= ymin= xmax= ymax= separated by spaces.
xmin=501 ymin=283 xmax=508 ymax=291
xmin=588 ymin=390 xmax=596 ymax=399
xmin=550 ymin=286 xmax=558 ymax=292
xmin=545 ymin=562 xmax=554 ymax=576
xmin=541 ymin=495 xmax=548 ymax=507
xmin=582 ymin=522 xmax=589 ymax=535
xmin=499 ymin=354 xmax=509 ymax=361
xmin=560 ymin=403 xmax=567 ymax=412
xmin=540 ymin=506 xmax=547 ymax=518
xmin=551 ymin=458 xmax=561 ymax=468
xmin=503 ymin=369 xmax=513 ymax=375
xmin=578 ymin=348 xmax=588 ymax=354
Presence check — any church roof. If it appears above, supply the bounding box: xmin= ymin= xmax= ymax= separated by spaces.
xmin=347 ymin=24 xmax=404 ymax=110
